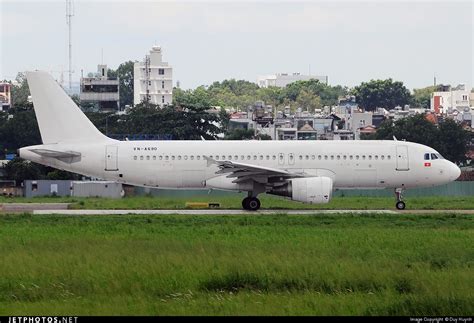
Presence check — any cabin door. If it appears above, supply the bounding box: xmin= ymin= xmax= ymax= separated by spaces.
xmin=105 ymin=145 xmax=119 ymax=171
xmin=395 ymin=145 xmax=409 ymax=171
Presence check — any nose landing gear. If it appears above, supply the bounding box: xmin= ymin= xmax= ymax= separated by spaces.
xmin=395 ymin=188 xmax=406 ymax=210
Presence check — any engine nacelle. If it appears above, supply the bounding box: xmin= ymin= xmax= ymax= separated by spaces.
xmin=269 ymin=177 xmax=333 ymax=204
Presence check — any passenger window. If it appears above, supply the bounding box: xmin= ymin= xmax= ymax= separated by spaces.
xmin=253 ymin=155 xmax=257 ymax=160
xmin=190 ymin=156 xmax=194 ymax=160
xmin=349 ymin=155 xmax=353 ymax=160
xmin=311 ymin=155 xmax=315 ymax=160
xmin=179 ymin=156 xmax=183 ymax=160
xmin=159 ymin=156 xmax=163 ymax=160
xmin=184 ymin=156 xmax=188 ymax=160
xmin=343 ymin=155 xmax=347 ymax=160
xmin=172 ymin=156 xmax=175 ymax=160
xmin=337 ymin=155 xmax=340 ymax=160
xmin=375 ymin=155 xmax=378 ymax=160
xmin=318 ymin=155 xmax=322 ymax=160
xmin=140 ymin=156 xmax=144 ymax=160
xmin=266 ymin=155 xmax=270 ymax=160
xmin=221 ymin=155 xmax=225 ymax=160
xmin=324 ymin=155 xmax=328 ymax=160
xmin=381 ymin=155 xmax=385 ymax=160
xmin=235 ymin=155 xmax=238 ymax=160
xmin=146 ymin=156 xmax=150 ymax=160
xmin=272 ymin=155 xmax=276 ymax=160
xmin=368 ymin=155 xmax=372 ymax=160
xmin=299 ymin=155 xmax=303 ymax=160
xmin=197 ymin=156 xmax=201 ymax=160
xmin=153 ymin=156 xmax=156 ymax=160
xmin=305 ymin=155 xmax=309 ymax=160
xmin=362 ymin=155 xmax=366 ymax=160
xmin=241 ymin=155 xmax=245 ymax=160
xmin=215 ymin=156 xmax=220 ymax=160
xmin=387 ymin=155 xmax=391 ymax=160
xmin=356 ymin=155 xmax=359 ymax=160
xmin=165 ymin=156 xmax=169 ymax=160
xmin=331 ymin=155 xmax=334 ymax=160
xmin=247 ymin=155 xmax=251 ymax=160
xmin=228 ymin=155 xmax=232 ymax=160
xmin=259 ymin=155 xmax=263 ymax=160
xmin=133 ymin=156 xmax=137 ymax=160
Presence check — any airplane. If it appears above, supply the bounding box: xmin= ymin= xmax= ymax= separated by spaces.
xmin=18 ymin=71 xmax=461 ymax=211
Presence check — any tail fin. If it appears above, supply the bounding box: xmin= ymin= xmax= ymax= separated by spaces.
xmin=26 ymin=71 xmax=108 ymax=144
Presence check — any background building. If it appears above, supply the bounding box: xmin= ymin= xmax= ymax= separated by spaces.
xmin=0 ymin=83 xmax=12 ymax=111
xmin=80 ymin=65 xmax=120 ymax=112
xmin=431 ymin=84 xmax=470 ymax=114
xmin=134 ymin=46 xmax=173 ymax=107
xmin=257 ymin=73 xmax=328 ymax=88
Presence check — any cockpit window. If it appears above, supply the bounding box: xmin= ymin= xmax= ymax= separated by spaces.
xmin=424 ymin=153 xmax=430 ymax=160
xmin=431 ymin=153 xmax=438 ymax=160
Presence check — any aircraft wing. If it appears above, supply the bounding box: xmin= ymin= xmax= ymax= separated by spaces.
xmin=30 ymin=149 xmax=81 ymax=160
xmin=204 ymin=156 xmax=304 ymax=184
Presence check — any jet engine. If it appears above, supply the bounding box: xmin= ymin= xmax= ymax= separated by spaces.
xmin=268 ymin=177 xmax=333 ymax=204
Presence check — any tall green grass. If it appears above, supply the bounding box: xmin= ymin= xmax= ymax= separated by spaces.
xmin=1 ymin=195 xmax=474 ymax=210
xmin=0 ymin=213 xmax=472 ymax=315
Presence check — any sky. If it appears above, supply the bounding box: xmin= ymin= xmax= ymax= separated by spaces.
xmin=1 ymin=0 xmax=473 ymax=91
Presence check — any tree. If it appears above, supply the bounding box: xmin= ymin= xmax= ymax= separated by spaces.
xmin=352 ymin=79 xmax=412 ymax=111
xmin=3 ymin=158 xmax=43 ymax=182
xmin=116 ymin=61 xmax=135 ymax=108
xmin=296 ymin=89 xmax=322 ymax=112
xmin=0 ymin=109 xmax=42 ymax=152
xmin=11 ymin=72 xmax=31 ymax=108
xmin=284 ymin=79 xmax=347 ymax=107
xmin=412 ymin=86 xmax=438 ymax=109
xmin=436 ymin=119 xmax=470 ymax=163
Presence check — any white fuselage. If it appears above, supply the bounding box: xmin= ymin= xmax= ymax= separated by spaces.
xmin=20 ymin=139 xmax=461 ymax=191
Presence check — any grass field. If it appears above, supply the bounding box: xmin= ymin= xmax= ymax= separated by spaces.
xmin=1 ymin=195 xmax=474 ymax=210
xmin=0 ymin=212 xmax=473 ymax=315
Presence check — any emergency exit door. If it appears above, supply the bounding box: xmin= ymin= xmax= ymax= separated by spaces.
xmin=396 ymin=145 xmax=409 ymax=171
xmin=105 ymin=145 xmax=119 ymax=171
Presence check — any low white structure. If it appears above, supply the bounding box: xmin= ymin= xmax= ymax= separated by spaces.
xmin=257 ymin=73 xmax=328 ymax=88
xmin=134 ymin=46 xmax=173 ymax=107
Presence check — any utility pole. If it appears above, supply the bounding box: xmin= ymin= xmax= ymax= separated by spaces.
xmin=66 ymin=0 xmax=74 ymax=90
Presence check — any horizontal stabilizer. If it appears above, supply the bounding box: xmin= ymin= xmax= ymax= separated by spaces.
xmin=30 ymin=149 xmax=81 ymax=159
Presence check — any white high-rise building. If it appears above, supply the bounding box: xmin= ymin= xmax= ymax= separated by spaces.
xmin=134 ymin=46 xmax=173 ymax=107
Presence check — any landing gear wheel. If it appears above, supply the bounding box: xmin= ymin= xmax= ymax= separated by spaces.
xmin=396 ymin=201 xmax=406 ymax=210
xmin=247 ymin=197 xmax=261 ymax=211
xmin=242 ymin=197 xmax=251 ymax=210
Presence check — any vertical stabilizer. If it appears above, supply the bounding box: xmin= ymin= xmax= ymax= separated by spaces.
xmin=26 ymin=71 xmax=108 ymax=144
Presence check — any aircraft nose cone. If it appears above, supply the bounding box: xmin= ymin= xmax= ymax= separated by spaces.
xmin=450 ymin=162 xmax=461 ymax=181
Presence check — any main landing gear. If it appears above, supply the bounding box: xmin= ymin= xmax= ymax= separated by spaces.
xmin=395 ymin=188 xmax=406 ymax=210
xmin=242 ymin=196 xmax=261 ymax=211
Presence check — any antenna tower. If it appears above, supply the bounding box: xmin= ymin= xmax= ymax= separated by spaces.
xmin=66 ymin=0 xmax=74 ymax=90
